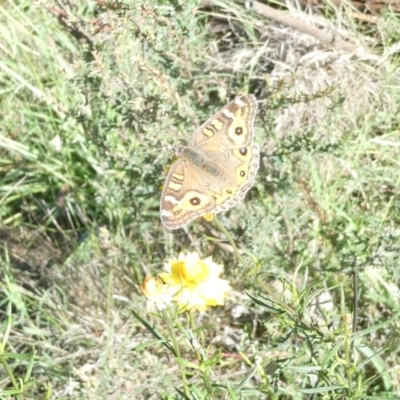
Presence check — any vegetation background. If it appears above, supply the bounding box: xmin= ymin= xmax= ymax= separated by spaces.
xmin=1 ymin=0 xmax=400 ymax=399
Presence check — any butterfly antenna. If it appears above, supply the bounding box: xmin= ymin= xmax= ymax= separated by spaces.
xmin=133 ymin=145 xmax=174 ymax=155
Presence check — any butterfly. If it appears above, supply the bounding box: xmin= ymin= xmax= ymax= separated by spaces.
xmin=160 ymin=94 xmax=259 ymax=229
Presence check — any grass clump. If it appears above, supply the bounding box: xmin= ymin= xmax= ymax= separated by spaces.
xmin=1 ymin=0 xmax=400 ymax=399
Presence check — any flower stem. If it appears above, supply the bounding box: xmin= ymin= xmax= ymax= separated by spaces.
xmin=213 ymin=215 xmax=252 ymax=270
xmin=162 ymin=309 xmax=190 ymax=397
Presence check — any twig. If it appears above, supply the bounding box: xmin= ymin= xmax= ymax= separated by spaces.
xmin=246 ymin=0 xmax=359 ymax=52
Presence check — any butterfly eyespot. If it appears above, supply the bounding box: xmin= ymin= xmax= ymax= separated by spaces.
xmin=239 ymin=148 xmax=247 ymax=155
xmin=190 ymin=197 xmax=201 ymax=205
xmin=240 ymin=170 xmax=246 ymax=177
xmin=235 ymin=127 xmax=243 ymax=135
xmin=226 ymin=190 xmax=232 ymax=194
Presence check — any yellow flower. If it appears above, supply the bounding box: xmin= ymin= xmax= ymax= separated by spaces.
xmin=159 ymin=251 xmax=231 ymax=312
xmin=140 ymin=276 xmax=172 ymax=312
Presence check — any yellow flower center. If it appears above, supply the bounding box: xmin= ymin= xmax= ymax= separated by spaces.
xmin=178 ymin=260 xmax=209 ymax=286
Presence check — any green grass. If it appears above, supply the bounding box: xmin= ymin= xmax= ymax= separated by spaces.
xmin=1 ymin=0 xmax=400 ymax=398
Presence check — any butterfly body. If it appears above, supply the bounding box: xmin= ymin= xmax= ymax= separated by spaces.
xmin=160 ymin=95 xmax=259 ymax=230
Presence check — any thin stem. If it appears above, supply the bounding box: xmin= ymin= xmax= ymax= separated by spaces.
xmin=213 ymin=215 xmax=252 ymax=270
xmin=187 ymin=313 xmax=213 ymax=396
xmin=162 ymin=310 xmax=190 ymax=397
